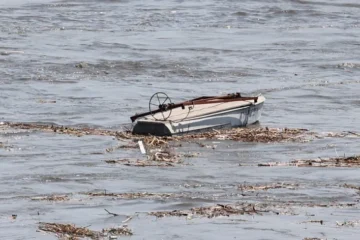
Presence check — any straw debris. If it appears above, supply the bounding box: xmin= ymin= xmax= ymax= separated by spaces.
xmin=4 ymin=122 xmax=356 ymax=144
xmin=31 ymin=195 xmax=70 ymax=201
xmin=105 ymin=147 xmax=182 ymax=167
xmin=147 ymin=149 xmax=182 ymax=163
xmin=258 ymin=162 xmax=296 ymax=167
xmin=300 ymin=220 xmax=324 ymax=225
xmin=4 ymin=122 xmax=118 ymax=137
xmin=85 ymin=191 xmax=175 ymax=199
xmin=182 ymin=152 xmax=200 ymax=158
xmin=294 ymin=202 xmax=356 ymax=208
xmin=105 ymin=159 xmax=132 ymax=164
xmin=149 ymin=203 xmax=291 ymax=218
xmin=238 ymin=183 xmax=298 ymax=191
xmin=106 ymin=144 xmax=138 ymax=152
xmin=170 ymin=127 xmax=310 ymax=143
xmin=291 ymin=155 xmax=360 ymax=167
xmin=258 ymin=155 xmax=360 ymax=168
xmin=38 ymin=222 xmax=97 ymax=239
xmin=342 ymin=184 xmax=360 ymax=191
xmin=101 ymin=226 xmax=132 ymax=236
xmin=38 ymin=222 xmax=132 ymax=239
xmin=105 ymin=159 xmax=176 ymax=167
xmin=303 ymin=238 xmax=324 ymax=240
xmin=336 ymin=220 xmax=360 ymax=227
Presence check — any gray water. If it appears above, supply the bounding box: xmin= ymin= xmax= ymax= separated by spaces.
xmin=1 ymin=0 xmax=360 ymax=239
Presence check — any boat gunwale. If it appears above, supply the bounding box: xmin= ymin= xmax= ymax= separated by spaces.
xmin=140 ymin=96 xmax=265 ymax=124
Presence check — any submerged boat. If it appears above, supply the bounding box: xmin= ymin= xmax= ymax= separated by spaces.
xmin=130 ymin=92 xmax=265 ymax=136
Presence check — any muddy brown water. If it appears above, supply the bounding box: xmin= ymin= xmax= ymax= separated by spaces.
xmin=1 ymin=0 xmax=360 ymax=239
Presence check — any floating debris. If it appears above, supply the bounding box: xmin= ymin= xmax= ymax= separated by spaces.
xmin=3 ymin=122 xmax=313 ymax=144
xmin=105 ymin=147 xmax=182 ymax=167
xmin=102 ymin=226 xmax=132 ymax=236
xmin=3 ymin=122 xmax=119 ymax=137
xmin=105 ymin=159 xmax=132 ymax=164
xmin=238 ymin=183 xmax=298 ymax=191
xmin=147 ymin=149 xmax=181 ymax=163
xmin=125 ymin=160 xmax=176 ymax=167
xmin=303 ymin=238 xmax=324 ymax=240
xmin=300 ymin=220 xmax=324 ymax=225
xmin=3 ymin=121 xmax=358 ymax=145
xmin=182 ymin=152 xmax=200 ymax=158
xmin=38 ymin=222 xmax=97 ymax=239
xmin=336 ymin=220 xmax=360 ymax=227
xmin=0 ymin=50 xmax=24 ymax=56
xmin=292 ymin=155 xmax=360 ymax=168
xmin=258 ymin=162 xmax=296 ymax=167
xmin=149 ymin=203 xmax=293 ymax=218
xmin=85 ymin=191 xmax=175 ymax=199
xmin=294 ymin=202 xmax=356 ymax=208
xmin=105 ymin=158 xmax=175 ymax=167
xmin=37 ymin=99 xmax=57 ymax=104
xmin=170 ymin=127 xmax=310 ymax=143
xmin=346 ymin=131 xmax=360 ymax=137
xmin=258 ymin=155 xmax=360 ymax=168
xmin=75 ymin=62 xmax=88 ymax=68
xmin=106 ymin=144 xmax=138 ymax=153
xmin=342 ymin=183 xmax=360 ymax=191
xmin=38 ymin=222 xmax=132 ymax=239
xmin=142 ymin=136 xmax=170 ymax=147
xmin=31 ymin=195 xmax=70 ymax=201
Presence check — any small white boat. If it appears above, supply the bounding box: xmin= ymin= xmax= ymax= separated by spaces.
xmin=130 ymin=92 xmax=265 ymax=136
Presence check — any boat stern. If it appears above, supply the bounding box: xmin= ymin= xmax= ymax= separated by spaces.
xmin=132 ymin=120 xmax=173 ymax=136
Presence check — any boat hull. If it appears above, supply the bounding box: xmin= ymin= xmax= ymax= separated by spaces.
xmin=132 ymin=100 xmax=264 ymax=136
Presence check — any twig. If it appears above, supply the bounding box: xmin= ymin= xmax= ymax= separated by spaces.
xmin=104 ymin=209 xmax=119 ymax=217
xmin=122 ymin=216 xmax=134 ymax=223
xmin=348 ymin=131 xmax=360 ymax=137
